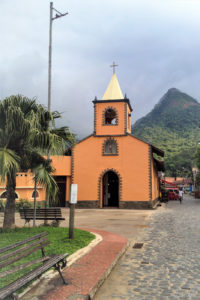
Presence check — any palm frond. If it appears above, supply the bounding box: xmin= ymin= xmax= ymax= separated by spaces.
xmin=33 ymin=164 xmax=58 ymax=199
xmin=51 ymin=127 xmax=76 ymax=145
xmin=0 ymin=148 xmax=20 ymax=182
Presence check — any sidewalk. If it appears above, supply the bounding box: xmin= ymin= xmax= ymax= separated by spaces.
xmin=22 ymin=229 xmax=129 ymax=300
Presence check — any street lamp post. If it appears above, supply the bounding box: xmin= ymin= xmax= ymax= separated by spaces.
xmin=45 ymin=2 xmax=68 ymax=212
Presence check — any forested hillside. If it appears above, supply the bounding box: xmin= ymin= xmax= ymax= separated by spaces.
xmin=132 ymin=88 xmax=200 ymax=176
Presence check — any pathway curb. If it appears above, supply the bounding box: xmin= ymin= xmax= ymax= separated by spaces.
xmin=89 ymin=239 xmax=130 ymax=299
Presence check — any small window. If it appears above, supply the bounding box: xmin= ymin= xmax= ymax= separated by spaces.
xmin=104 ymin=108 xmax=117 ymax=125
xmin=128 ymin=114 xmax=131 ymax=130
xmin=104 ymin=139 xmax=118 ymax=155
xmin=32 ymin=190 xmax=39 ymax=198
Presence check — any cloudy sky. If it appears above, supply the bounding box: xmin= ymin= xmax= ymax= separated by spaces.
xmin=1 ymin=0 xmax=200 ymax=138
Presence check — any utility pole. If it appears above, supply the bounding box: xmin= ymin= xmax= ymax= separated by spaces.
xmin=48 ymin=2 xmax=53 ymax=112
xmin=45 ymin=3 xmax=68 ymax=212
xmin=48 ymin=2 xmax=68 ymax=112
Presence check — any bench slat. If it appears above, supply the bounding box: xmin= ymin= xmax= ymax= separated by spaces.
xmin=20 ymin=214 xmax=63 ymax=217
xmin=20 ymin=213 xmax=62 ymax=215
xmin=0 ymin=236 xmax=48 ymax=262
xmin=20 ymin=212 xmax=62 ymax=215
xmin=0 ymin=253 xmax=68 ymax=299
xmin=0 ymin=255 xmax=52 ymax=279
xmin=21 ymin=214 xmax=63 ymax=219
xmin=20 ymin=209 xmax=62 ymax=211
xmin=22 ymin=210 xmax=62 ymax=211
xmin=0 ymin=241 xmax=50 ymax=269
xmin=20 ymin=209 xmax=62 ymax=212
xmin=19 ymin=217 xmax=65 ymax=221
xmin=0 ymin=232 xmax=48 ymax=255
xmin=19 ymin=208 xmax=65 ymax=222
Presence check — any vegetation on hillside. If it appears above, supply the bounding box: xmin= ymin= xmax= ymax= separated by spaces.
xmin=132 ymin=88 xmax=200 ymax=176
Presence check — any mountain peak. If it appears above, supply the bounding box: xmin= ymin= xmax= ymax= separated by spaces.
xmin=167 ymin=87 xmax=180 ymax=94
xmin=133 ymin=87 xmax=200 ymax=132
xmin=155 ymin=88 xmax=198 ymax=112
xmin=132 ymin=88 xmax=200 ymax=176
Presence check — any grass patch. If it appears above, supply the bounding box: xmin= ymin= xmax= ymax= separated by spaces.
xmin=0 ymin=226 xmax=95 ymax=290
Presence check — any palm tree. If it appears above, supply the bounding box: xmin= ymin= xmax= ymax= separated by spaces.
xmin=0 ymin=95 xmax=75 ymax=228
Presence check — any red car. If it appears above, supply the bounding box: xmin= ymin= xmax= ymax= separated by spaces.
xmin=167 ymin=188 xmax=179 ymax=201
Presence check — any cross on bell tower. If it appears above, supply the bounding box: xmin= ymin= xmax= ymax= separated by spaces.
xmin=110 ymin=61 xmax=118 ymax=74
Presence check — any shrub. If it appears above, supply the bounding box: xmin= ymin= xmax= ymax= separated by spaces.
xmin=36 ymin=202 xmax=45 ymax=209
xmin=15 ymin=199 xmax=32 ymax=211
xmin=0 ymin=199 xmax=5 ymax=212
xmin=15 ymin=199 xmax=45 ymax=211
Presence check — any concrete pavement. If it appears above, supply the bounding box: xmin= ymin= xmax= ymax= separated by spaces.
xmin=0 ymin=208 xmax=153 ymax=239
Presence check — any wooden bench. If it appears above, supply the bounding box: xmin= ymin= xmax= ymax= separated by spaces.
xmin=0 ymin=232 xmax=68 ymax=299
xmin=19 ymin=208 xmax=65 ymax=225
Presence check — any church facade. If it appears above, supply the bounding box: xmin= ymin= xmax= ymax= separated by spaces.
xmin=0 ymin=72 xmax=164 ymax=209
xmin=72 ymin=72 xmax=164 ymax=209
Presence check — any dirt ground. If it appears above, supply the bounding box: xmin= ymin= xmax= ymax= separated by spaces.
xmin=0 ymin=207 xmax=155 ymax=240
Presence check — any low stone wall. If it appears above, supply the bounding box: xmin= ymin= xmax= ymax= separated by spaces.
xmin=119 ymin=201 xmax=154 ymax=209
xmin=66 ymin=201 xmax=99 ymax=208
xmin=65 ymin=198 xmax=159 ymax=209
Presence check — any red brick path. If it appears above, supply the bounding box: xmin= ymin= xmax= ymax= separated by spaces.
xmin=44 ymin=229 xmax=128 ymax=300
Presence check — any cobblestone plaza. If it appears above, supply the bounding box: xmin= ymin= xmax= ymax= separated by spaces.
xmin=94 ymin=195 xmax=200 ymax=299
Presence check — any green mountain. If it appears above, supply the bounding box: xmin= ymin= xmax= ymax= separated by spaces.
xmin=132 ymin=88 xmax=200 ymax=176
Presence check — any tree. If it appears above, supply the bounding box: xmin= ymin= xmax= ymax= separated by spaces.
xmin=0 ymin=95 xmax=75 ymax=228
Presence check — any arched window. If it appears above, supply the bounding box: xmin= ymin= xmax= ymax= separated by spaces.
xmin=0 ymin=192 xmax=7 ymax=198
xmin=32 ymin=190 xmax=39 ymax=198
xmin=103 ymin=139 xmax=118 ymax=155
xmin=0 ymin=191 xmax=18 ymax=198
xmin=104 ymin=108 xmax=117 ymax=125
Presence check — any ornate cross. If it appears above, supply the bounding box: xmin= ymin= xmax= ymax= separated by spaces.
xmin=110 ymin=61 xmax=118 ymax=74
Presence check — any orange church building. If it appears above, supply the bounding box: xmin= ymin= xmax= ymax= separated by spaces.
xmin=0 ymin=71 xmax=164 ymax=209
xmin=72 ymin=72 xmax=164 ymax=208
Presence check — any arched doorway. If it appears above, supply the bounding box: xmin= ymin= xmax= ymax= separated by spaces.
xmin=102 ymin=171 xmax=119 ymax=207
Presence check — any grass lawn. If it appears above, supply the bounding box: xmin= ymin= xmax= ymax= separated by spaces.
xmin=0 ymin=226 xmax=95 ymax=290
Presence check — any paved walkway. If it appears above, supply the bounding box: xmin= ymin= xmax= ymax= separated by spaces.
xmin=94 ymin=195 xmax=200 ymax=300
xmin=0 ymin=207 xmax=152 ymax=299
xmin=21 ymin=229 xmax=128 ymax=300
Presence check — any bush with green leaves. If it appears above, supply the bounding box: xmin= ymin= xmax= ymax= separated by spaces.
xmin=15 ymin=199 xmax=32 ymax=211
xmin=0 ymin=199 xmax=5 ymax=212
xmin=15 ymin=199 xmax=45 ymax=211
